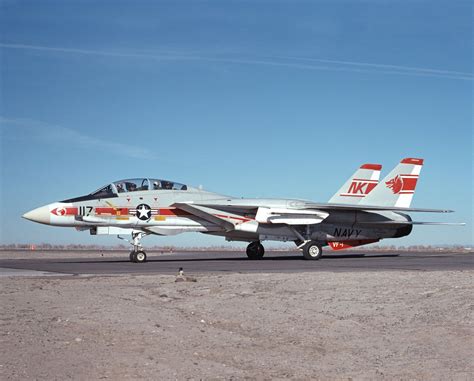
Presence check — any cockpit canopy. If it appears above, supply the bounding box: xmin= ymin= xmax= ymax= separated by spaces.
xmin=61 ymin=178 xmax=189 ymax=203
xmin=90 ymin=178 xmax=188 ymax=198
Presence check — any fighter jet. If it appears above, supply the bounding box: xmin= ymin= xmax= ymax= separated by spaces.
xmin=23 ymin=158 xmax=462 ymax=263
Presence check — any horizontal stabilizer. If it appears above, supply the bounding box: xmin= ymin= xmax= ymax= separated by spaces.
xmin=408 ymin=222 xmax=465 ymax=225
xmin=356 ymin=221 xmax=465 ymax=226
xmin=300 ymin=202 xmax=454 ymax=213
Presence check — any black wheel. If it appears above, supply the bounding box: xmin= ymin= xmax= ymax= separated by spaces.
xmin=129 ymin=251 xmax=136 ymax=263
xmin=246 ymin=241 xmax=265 ymax=260
xmin=302 ymin=242 xmax=323 ymax=260
xmin=135 ymin=250 xmax=147 ymax=263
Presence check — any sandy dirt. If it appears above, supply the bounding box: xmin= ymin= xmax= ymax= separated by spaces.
xmin=0 ymin=270 xmax=472 ymax=380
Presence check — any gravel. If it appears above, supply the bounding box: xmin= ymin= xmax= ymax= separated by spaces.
xmin=0 ymin=271 xmax=472 ymax=380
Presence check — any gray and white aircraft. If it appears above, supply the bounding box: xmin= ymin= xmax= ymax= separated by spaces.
xmin=23 ymin=158 xmax=462 ymax=263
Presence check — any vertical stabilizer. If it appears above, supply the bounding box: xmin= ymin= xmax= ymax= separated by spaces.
xmin=328 ymin=164 xmax=382 ymax=204
xmin=361 ymin=158 xmax=424 ymax=208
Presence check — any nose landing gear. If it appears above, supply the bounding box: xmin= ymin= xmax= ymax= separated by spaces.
xmin=119 ymin=231 xmax=148 ymax=263
xmin=129 ymin=250 xmax=147 ymax=263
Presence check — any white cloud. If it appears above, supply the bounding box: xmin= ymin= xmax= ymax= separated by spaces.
xmin=0 ymin=42 xmax=472 ymax=81
xmin=0 ymin=116 xmax=156 ymax=159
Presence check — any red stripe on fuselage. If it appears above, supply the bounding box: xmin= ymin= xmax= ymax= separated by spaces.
xmin=158 ymin=208 xmax=192 ymax=216
xmin=95 ymin=207 xmax=130 ymax=216
xmin=54 ymin=206 xmax=253 ymax=223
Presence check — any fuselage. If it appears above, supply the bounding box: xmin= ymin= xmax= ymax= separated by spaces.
xmin=23 ymin=177 xmax=412 ymax=246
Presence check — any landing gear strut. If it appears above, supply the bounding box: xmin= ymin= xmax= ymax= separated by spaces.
xmin=246 ymin=241 xmax=265 ymax=260
xmin=119 ymin=232 xmax=148 ymax=263
xmin=290 ymin=227 xmax=323 ymax=260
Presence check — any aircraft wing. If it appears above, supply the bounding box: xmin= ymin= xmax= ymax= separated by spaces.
xmin=173 ymin=200 xmax=455 ymax=230
xmin=174 ymin=202 xmax=329 ymax=226
xmin=174 ymin=203 xmax=329 ymax=226
xmin=173 ymin=203 xmax=236 ymax=231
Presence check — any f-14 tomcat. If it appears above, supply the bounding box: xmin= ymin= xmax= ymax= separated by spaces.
xmin=23 ymin=158 xmax=461 ymax=263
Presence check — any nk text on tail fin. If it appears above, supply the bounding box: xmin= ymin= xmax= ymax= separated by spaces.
xmin=328 ymin=163 xmax=382 ymax=204
xmin=361 ymin=158 xmax=423 ymax=208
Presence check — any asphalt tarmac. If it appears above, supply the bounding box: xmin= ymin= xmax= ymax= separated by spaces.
xmin=0 ymin=250 xmax=472 ymax=276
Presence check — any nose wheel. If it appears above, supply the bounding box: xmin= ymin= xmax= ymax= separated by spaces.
xmin=246 ymin=241 xmax=265 ymax=260
xmin=130 ymin=250 xmax=147 ymax=263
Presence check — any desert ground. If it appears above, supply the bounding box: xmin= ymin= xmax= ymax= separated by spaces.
xmin=0 ymin=251 xmax=472 ymax=380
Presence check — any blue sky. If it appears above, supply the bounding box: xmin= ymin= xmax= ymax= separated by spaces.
xmin=0 ymin=0 xmax=472 ymax=247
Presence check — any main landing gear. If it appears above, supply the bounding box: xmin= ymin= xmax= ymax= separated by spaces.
xmin=119 ymin=232 xmax=148 ymax=263
xmin=301 ymin=241 xmax=323 ymax=260
xmin=290 ymin=227 xmax=324 ymax=260
xmin=246 ymin=241 xmax=265 ymax=260
xmin=246 ymin=240 xmax=323 ymax=260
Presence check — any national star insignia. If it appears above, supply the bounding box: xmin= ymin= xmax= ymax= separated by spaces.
xmin=136 ymin=204 xmax=152 ymax=220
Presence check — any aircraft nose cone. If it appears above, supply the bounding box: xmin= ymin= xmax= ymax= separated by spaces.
xmin=22 ymin=205 xmax=51 ymax=225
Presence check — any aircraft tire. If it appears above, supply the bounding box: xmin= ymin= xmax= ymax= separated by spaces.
xmin=129 ymin=251 xmax=136 ymax=263
xmin=246 ymin=241 xmax=265 ymax=260
xmin=302 ymin=242 xmax=323 ymax=260
xmin=135 ymin=251 xmax=147 ymax=263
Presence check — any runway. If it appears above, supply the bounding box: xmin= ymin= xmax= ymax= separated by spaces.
xmin=0 ymin=250 xmax=472 ymax=276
